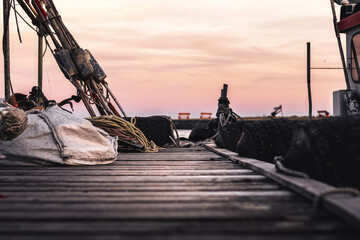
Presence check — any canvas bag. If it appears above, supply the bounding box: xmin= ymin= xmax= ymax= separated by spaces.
xmin=0 ymin=104 xmax=117 ymax=166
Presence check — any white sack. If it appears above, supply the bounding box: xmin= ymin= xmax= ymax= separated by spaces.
xmin=0 ymin=106 xmax=118 ymax=166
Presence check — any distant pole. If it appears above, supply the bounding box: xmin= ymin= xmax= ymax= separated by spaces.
xmin=3 ymin=0 xmax=11 ymax=100
xmin=307 ymin=42 xmax=312 ymax=122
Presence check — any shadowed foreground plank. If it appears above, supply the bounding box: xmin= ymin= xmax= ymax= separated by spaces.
xmin=0 ymin=147 xmax=358 ymax=239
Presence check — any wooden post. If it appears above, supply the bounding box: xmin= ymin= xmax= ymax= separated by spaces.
xmin=307 ymin=42 xmax=312 ymax=122
xmin=38 ymin=34 xmax=43 ymax=90
xmin=3 ymin=0 xmax=11 ymax=100
xmin=221 ymin=84 xmax=228 ymax=98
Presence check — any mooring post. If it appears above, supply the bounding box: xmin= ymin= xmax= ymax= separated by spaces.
xmin=221 ymin=84 xmax=228 ymax=98
xmin=307 ymin=42 xmax=312 ymax=122
xmin=3 ymin=0 xmax=11 ymax=100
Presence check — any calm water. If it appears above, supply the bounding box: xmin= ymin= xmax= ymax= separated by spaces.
xmin=177 ymin=129 xmax=192 ymax=139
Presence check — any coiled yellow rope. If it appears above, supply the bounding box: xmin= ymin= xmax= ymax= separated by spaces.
xmin=87 ymin=115 xmax=161 ymax=153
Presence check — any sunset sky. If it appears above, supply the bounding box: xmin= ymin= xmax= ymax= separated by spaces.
xmin=0 ymin=0 xmax=348 ymax=118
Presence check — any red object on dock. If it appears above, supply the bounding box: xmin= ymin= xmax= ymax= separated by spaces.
xmin=200 ymin=112 xmax=212 ymax=119
xmin=317 ymin=110 xmax=330 ymax=117
xmin=338 ymin=10 xmax=360 ymax=33
xmin=178 ymin=113 xmax=190 ymax=119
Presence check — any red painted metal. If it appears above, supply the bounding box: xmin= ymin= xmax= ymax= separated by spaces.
xmin=31 ymin=0 xmax=47 ymax=19
xmin=338 ymin=11 xmax=360 ymax=33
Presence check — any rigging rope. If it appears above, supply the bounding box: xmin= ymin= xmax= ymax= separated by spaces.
xmin=87 ymin=115 xmax=161 ymax=153
xmin=12 ymin=0 xmax=23 ymax=43
xmin=274 ymin=156 xmax=311 ymax=179
xmin=313 ymin=188 xmax=360 ymax=209
xmin=8 ymin=0 xmax=38 ymax=33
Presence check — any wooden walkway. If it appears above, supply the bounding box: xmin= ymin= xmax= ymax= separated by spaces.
xmin=0 ymin=146 xmax=359 ymax=239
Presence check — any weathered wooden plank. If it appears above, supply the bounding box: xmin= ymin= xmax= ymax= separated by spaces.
xmin=1 ymin=190 xmax=293 ymax=198
xmin=0 ymin=169 xmax=255 ymax=176
xmin=1 ymin=154 xmax=224 ymax=166
xmin=115 ymin=155 xmax=220 ymax=159
xmin=0 ymin=209 xmax=324 ymax=220
xmin=0 ymin=179 xmax=274 ymax=186
xmin=118 ymin=151 xmax=217 ymax=155
xmin=116 ymin=152 xmax=221 ymax=160
xmin=117 ymin=151 xmax=218 ymax=155
xmin=204 ymin=143 xmax=360 ymax=231
xmin=0 ymin=193 xmax=294 ymax=205
xmin=0 ymin=203 xmax=330 ymax=221
xmin=115 ymin=156 xmax=224 ymax=161
xmin=111 ymin=161 xmax=232 ymax=166
xmin=1 ymin=161 xmax=233 ymax=169
xmin=0 ymin=234 xmax=356 ymax=240
xmin=0 ymin=175 xmax=266 ymax=182
xmin=117 ymin=150 xmax=214 ymax=155
xmin=103 ymin=160 xmax=233 ymax=166
xmin=0 ymin=182 xmax=281 ymax=192
xmin=0 ymin=165 xmax=244 ymax=170
xmin=0 ymin=200 xmax=315 ymax=212
xmin=0 ymin=219 xmax=354 ymax=235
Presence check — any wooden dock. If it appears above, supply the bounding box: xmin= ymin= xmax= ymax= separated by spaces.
xmin=0 ymin=145 xmax=359 ymax=239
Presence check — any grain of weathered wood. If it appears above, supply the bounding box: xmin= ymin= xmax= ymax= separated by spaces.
xmin=0 ymin=204 xmax=329 ymax=221
xmin=116 ymin=152 xmax=222 ymax=160
xmin=0 ymin=169 xmax=255 ymax=176
xmin=115 ymin=156 xmax=224 ymax=161
xmin=0 ymin=190 xmax=294 ymax=204
xmin=0 ymin=200 xmax=316 ymax=212
xmin=0 ymin=219 xmax=347 ymax=232
xmin=0 ymin=183 xmax=281 ymax=192
xmin=0 ymin=209 xmax=323 ymax=220
xmin=204 ymin=143 xmax=360 ymax=231
xmin=0 ymin=161 xmax=234 ymax=167
xmin=0 ymin=220 xmax=354 ymax=239
xmin=0 ymin=175 xmax=267 ymax=183
xmin=0 ymin=145 xmax=358 ymax=239
xmin=0 ymin=235 xmax=357 ymax=240
xmin=0 ymin=165 xmax=242 ymax=170
xmin=105 ymin=160 xmax=233 ymax=166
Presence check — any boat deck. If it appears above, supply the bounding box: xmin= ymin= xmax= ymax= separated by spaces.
xmin=0 ymin=145 xmax=359 ymax=239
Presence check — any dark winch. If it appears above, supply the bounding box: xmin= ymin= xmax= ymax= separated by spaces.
xmin=189 ymin=84 xmax=242 ymax=144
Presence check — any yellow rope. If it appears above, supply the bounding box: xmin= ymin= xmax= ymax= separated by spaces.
xmin=87 ymin=115 xmax=161 ymax=153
